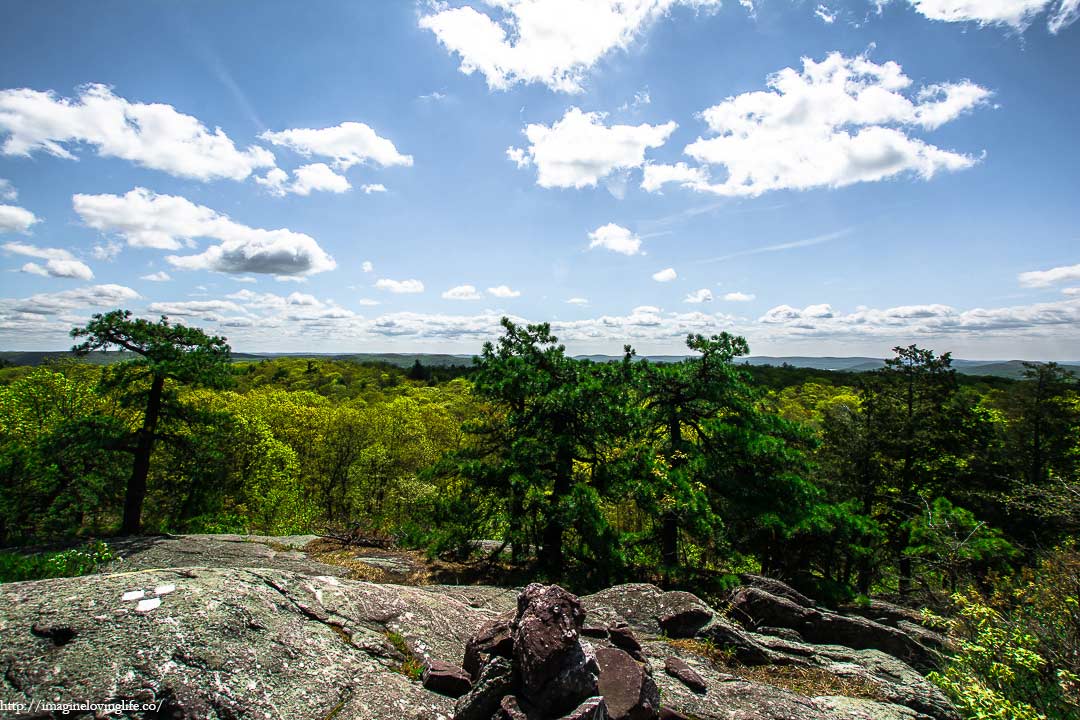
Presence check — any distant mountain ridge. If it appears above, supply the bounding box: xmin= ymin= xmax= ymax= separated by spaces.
xmin=2 ymin=350 xmax=1078 ymax=379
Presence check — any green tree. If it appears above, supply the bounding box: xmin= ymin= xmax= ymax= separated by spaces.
xmin=429 ymin=319 xmax=625 ymax=577
xmin=635 ymin=333 xmax=750 ymax=568
xmin=876 ymin=345 xmax=960 ymax=595
xmin=71 ymin=310 xmax=231 ymax=534
xmin=1001 ymin=363 xmax=1080 ymax=544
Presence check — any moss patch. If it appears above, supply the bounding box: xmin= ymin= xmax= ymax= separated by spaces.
xmin=665 ymin=638 xmax=887 ymax=703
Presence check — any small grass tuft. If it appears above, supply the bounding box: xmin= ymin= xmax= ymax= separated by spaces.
xmin=386 ymin=631 xmax=424 ymax=681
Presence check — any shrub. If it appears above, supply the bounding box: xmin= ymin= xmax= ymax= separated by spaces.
xmin=0 ymin=540 xmax=116 ymax=583
xmin=929 ymin=546 xmax=1079 ymax=720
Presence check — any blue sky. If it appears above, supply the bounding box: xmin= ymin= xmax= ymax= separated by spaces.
xmin=1 ymin=0 xmax=1078 ymax=358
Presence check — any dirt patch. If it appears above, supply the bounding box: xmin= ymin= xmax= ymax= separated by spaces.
xmin=664 ymin=638 xmax=888 ymax=703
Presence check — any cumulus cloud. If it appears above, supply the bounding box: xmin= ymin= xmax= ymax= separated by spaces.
xmin=4 ymin=283 xmax=138 ymax=316
xmin=588 ymin=223 xmax=643 ymax=255
xmin=443 ymin=284 xmax=483 ymax=300
xmin=259 ymin=122 xmax=412 ymax=170
xmin=290 ymin=163 xmax=351 ymax=195
xmin=0 ymin=179 xmax=16 ymax=201
xmin=73 ymin=188 xmax=335 ymax=277
xmin=362 ymin=260 xmax=374 ymax=273
xmin=652 ymin=267 xmax=677 ymax=282
xmin=685 ymin=288 xmax=713 ymax=303
xmin=375 ymin=278 xmax=424 ymax=293
xmin=419 ymin=0 xmax=721 ymax=93
xmin=724 ymin=291 xmax=755 ymax=301
xmin=1063 ymin=287 xmax=1080 ymax=296
xmin=1018 ymin=262 xmax=1080 ymax=287
xmin=3 ymin=241 xmax=93 ymax=279
xmin=256 ymin=163 xmax=352 ymax=196
xmin=756 ymin=298 xmax=1080 ymax=338
xmin=0 ymin=84 xmax=274 ymax=181
xmin=360 ymin=183 xmax=387 ymax=194
xmin=641 ymin=162 xmax=709 ymax=192
xmin=509 ymin=107 xmax=676 ymax=188
xmin=566 ymin=297 xmax=590 ymax=305
xmin=141 ymin=271 xmax=171 ymax=282
xmin=488 ymin=285 xmax=522 ymax=298
xmin=147 ymin=299 xmax=246 ymax=318
xmin=0 ymin=204 xmax=38 ymax=233
xmin=906 ymin=0 xmax=1077 ymax=32
xmin=644 ymin=53 xmax=989 ymax=198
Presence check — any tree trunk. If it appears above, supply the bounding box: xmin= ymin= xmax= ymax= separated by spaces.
xmin=122 ymin=373 xmax=165 ymax=535
xmin=540 ymin=446 xmax=572 ymax=577
xmin=661 ymin=415 xmax=683 ymax=568
xmin=660 ymin=511 xmax=679 ymax=568
xmin=898 ymin=555 xmax=912 ymax=597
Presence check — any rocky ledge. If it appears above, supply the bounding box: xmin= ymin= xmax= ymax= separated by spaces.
xmin=0 ymin=544 xmax=956 ymax=720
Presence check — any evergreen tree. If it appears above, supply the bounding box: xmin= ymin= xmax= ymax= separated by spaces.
xmin=71 ymin=310 xmax=232 ymax=534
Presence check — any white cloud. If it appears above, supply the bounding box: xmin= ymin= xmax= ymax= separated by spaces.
xmin=685 ymin=288 xmax=713 ymax=303
xmin=488 ymin=285 xmax=522 ymax=298
xmin=645 ymin=53 xmax=989 ymax=198
xmin=419 ymin=0 xmax=721 ymax=93
xmin=0 ymin=204 xmax=38 ymax=233
xmin=906 ymin=0 xmax=1076 ymax=32
xmin=7 ymin=283 xmax=139 ymax=315
xmin=641 ymin=162 xmax=709 ymax=192
xmin=360 ymin=183 xmax=387 ymax=194
xmin=1018 ymin=262 xmax=1080 ymax=287
xmin=290 ymin=163 xmax=351 ymax=196
xmin=724 ymin=291 xmax=755 ymax=301
xmin=756 ymin=298 xmax=1080 ymax=338
xmin=73 ymin=188 xmax=335 ymax=277
xmin=256 ymin=164 xmax=352 ymax=197
xmin=141 ymin=271 xmax=171 ymax=282
xmin=357 ymin=298 xmax=381 ymax=306
xmin=443 ymin=284 xmax=484 ymax=300
xmin=1048 ymin=0 xmax=1080 ymax=31
xmin=376 ymin=278 xmax=424 ymax=293
xmin=588 ymin=223 xmax=643 ymax=255
xmin=0 ymin=179 xmax=15 ymax=201
xmin=566 ymin=297 xmax=590 ymax=305
xmin=25 ymin=259 xmax=93 ymax=280
xmin=362 ymin=261 xmax=374 ymax=273
xmin=815 ymin=4 xmax=837 ymax=21
xmin=254 ymin=168 xmax=290 ymax=196
xmin=92 ymin=240 xmax=122 ymax=261
xmin=147 ymin=299 xmax=246 ymax=318
xmin=259 ymin=122 xmax=412 ymax=169
xmin=506 ymin=147 xmax=531 ymax=168
xmin=0 ymin=84 xmax=274 ymax=181
xmin=652 ymin=267 xmax=677 ymax=282
xmin=1062 ymin=287 xmax=1080 ymax=296
xmin=3 ymin=241 xmax=93 ymax=280
xmin=509 ymin=107 xmax=676 ymax=188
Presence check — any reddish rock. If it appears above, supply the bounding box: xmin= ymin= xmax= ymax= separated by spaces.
xmin=658 ymin=707 xmax=690 ymax=720
xmin=595 ymin=647 xmax=659 ymax=720
xmin=422 ymin=659 xmax=472 ymax=698
xmin=463 ymin=616 xmax=513 ymax=680
xmin=657 ymin=592 xmax=713 ymax=638
xmin=608 ymin=624 xmax=645 ymax=661
xmin=559 ymin=696 xmax=609 ymax=720
xmin=663 ymin=656 xmax=706 ymax=694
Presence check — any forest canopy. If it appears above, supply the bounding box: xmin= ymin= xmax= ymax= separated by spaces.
xmin=2 ymin=311 xmax=1078 ymax=716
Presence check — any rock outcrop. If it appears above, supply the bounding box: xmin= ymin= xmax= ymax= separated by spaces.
xmin=0 ymin=536 xmax=958 ymax=720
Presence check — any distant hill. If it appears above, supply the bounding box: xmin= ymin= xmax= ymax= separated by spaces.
xmin=3 ymin=350 xmax=1078 ymax=380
